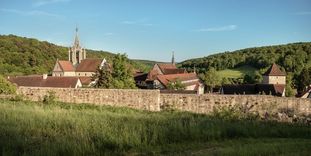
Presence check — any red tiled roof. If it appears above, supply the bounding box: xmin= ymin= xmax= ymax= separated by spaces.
xmin=157 ymin=63 xmax=176 ymax=70
xmin=156 ymin=73 xmax=199 ymax=87
xmin=263 ymin=63 xmax=286 ymax=76
xmin=162 ymin=68 xmax=187 ymax=75
xmin=58 ymin=60 xmax=75 ymax=71
xmin=76 ymin=59 xmax=103 ymax=72
xmin=8 ymin=76 xmax=80 ymax=88
xmin=157 ymin=63 xmax=178 ymax=74
xmin=8 ymin=76 xmax=43 ymax=87
xmin=147 ymin=69 xmax=160 ymax=81
xmin=79 ymin=77 xmax=93 ymax=85
xmin=272 ymin=84 xmax=286 ymax=95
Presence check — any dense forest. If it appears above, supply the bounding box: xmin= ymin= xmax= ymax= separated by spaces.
xmin=181 ymin=42 xmax=311 ymax=73
xmin=0 ymin=35 xmax=150 ymax=75
xmin=181 ymin=42 xmax=311 ymax=93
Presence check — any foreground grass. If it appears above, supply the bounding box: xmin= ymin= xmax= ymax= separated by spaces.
xmin=0 ymin=99 xmax=310 ymax=155
xmin=217 ymin=65 xmax=257 ymax=79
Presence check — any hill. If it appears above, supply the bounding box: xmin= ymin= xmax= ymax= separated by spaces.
xmin=0 ymin=35 xmax=152 ymax=75
xmin=132 ymin=59 xmax=164 ymax=71
xmin=181 ymin=42 xmax=311 ymax=88
xmin=0 ymin=98 xmax=310 ymax=155
xmin=181 ymin=42 xmax=311 ymax=72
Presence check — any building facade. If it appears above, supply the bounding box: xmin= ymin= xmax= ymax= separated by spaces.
xmin=135 ymin=52 xmax=204 ymax=94
xmin=262 ymin=63 xmax=286 ymax=85
xmin=52 ymin=27 xmax=106 ymax=85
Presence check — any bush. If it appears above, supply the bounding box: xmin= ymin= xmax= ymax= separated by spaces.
xmin=43 ymin=91 xmax=56 ymax=104
xmin=0 ymin=75 xmax=16 ymax=94
xmin=212 ymin=105 xmax=260 ymax=121
xmin=10 ymin=94 xmax=24 ymax=101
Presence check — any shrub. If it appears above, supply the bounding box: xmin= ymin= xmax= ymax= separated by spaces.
xmin=43 ymin=91 xmax=56 ymax=104
xmin=0 ymin=75 xmax=16 ymax=94
xmin=212 ymin=105 xmax=260 ymax=121
xmin=10 ymin=94 xmax=24 ymax=101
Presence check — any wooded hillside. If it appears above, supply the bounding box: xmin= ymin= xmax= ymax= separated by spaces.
xmin=0 ymin=35 xmax=149 ymax=75
xmin=181 ymin=42 xmax=311 ymax=91
xmin=181 ymin=42 xmax=311 ymax=73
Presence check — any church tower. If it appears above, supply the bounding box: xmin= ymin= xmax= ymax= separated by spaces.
xmin=171 ymin=51 xmax=175 ymax=65
xmin=69 ymin=27 xmax=86 ymax=66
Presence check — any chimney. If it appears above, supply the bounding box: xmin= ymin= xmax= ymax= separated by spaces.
xmin=43 ymin=74 xmax=48 ymax=79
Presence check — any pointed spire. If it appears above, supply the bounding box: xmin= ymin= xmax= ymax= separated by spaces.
xmin=193 ymin=64 xmax=196 ymax=73
xmin=171 ymin=51 xmax=175 ymax=65
xmin=74 ymin=26 xmax=80 ymax=47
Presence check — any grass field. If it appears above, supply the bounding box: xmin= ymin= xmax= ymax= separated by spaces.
xmin=217 ymin=65 xmax=258 ymax=79
xmin=0 ymin=98 xmax=310 ymax=155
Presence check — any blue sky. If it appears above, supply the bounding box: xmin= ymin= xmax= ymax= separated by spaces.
xmin=0 ymin=0 xmax=311 ymax=62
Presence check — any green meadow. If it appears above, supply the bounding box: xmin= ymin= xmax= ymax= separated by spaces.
xmin=216 ymin=65 xmax=257 ymax=79
xmin=0 ymin=98 xmax=310 ymax=156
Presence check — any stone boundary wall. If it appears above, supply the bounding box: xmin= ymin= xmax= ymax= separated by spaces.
xmin=16 ymin=87 xmax=311 ymax=116
xmin=160 ymin=94 xmax=311 ymax=116
xmin=17 ymin=87 xmax=161 ymax=111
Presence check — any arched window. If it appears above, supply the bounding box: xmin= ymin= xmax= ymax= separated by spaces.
xmin=76 ymin=51 xmax=80 ymax=62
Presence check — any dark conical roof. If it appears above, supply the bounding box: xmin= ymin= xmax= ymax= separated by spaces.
xmin=263 ymin=63 xmax=286 ymax=76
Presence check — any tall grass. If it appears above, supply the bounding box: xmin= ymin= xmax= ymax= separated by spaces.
xmin=0 ymin=99 xmax=310 ymax=155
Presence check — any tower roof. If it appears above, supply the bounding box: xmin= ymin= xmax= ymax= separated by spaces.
xmin=263 ymin=63 xmax=286 ymax=76
xmin=73 ymin=27 xmax=80 ymax=48
xmin=171 ymin=51 xmax=175 ymax=65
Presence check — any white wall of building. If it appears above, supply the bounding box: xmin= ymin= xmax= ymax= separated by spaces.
xmin=263 ymin=76 xmax=286 ymax=85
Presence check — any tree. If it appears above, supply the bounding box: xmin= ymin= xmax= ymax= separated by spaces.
xmin=253 ymin=71 xmax=263 ymax=83
xmin=221 ymin=77 xmax=231 ymax=85
xmin=285 ymin=73 xmax=296 ymax=97
xmin=0 ymin=75 xmax=16 ymax=94
xmin=111 ymin=54 xmax=137 ymax=89
xmin=202 ymin=67 xmax=221 ymax=92
xmin=92 ymin=64 xmax=113 ymax=88
xmin=167 ymin=79 xmax=186 ymax=90
xmin=243 ymin=74 xmax=255 ymax=84
xmin=297 ymin=67 xmax=311 ymax=92
xmin=92 ymin=54 xmax=137 ymax=89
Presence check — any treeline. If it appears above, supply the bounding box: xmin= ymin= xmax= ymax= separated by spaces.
xmin=181 ymin=42 xmax=311 ymax=73
xmin=0 ymin=35 xmax=149 ymax=75
xmin=181 ymin=42 xmax=311 ymax=92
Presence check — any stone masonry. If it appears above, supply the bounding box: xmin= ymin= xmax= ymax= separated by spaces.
xmin=17 ymin=87 xmax=311 ymax=116
xmin=17 ymin=87 xmax=161 ymax=111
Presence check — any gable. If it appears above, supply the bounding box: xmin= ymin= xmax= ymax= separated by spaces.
xmin=53 ymin=62 xmax=63 ymax=72
xmin=152 ymin=64 xmax=163 ymax=75
xmin=58 ymin=61 xmax=75 ymax=71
